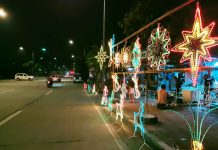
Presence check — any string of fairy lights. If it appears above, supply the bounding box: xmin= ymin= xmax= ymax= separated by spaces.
xmin=95 ymin=2 xmax=218 ymax=90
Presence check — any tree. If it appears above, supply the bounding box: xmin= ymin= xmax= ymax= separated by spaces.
xmin=118 ymin=0 xmax=193 ymax=62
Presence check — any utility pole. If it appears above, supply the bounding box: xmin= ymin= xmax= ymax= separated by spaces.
xmin=32 ymin=51 xmax=34 ymax=64
xmin=103 ymin=0 xmax=105 ymax=51
xmin=102 ymin=0 xmax=106 ymax=82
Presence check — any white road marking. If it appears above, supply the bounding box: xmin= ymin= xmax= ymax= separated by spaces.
xmin=0 ymin=111 xmax=22 ymax=127
xmin=45 ymin=90 xmax=53 ymax=95
xmin=86 ymin=92 xmax=129 ymax=150
xmin=0 ymin=90 xmax=13 ymax=94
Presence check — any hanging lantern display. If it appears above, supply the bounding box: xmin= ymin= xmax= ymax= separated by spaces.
xmin=171 ymin=4 xmax=218 ymax=86
xmin=147 ymin=24 xmax=171 ymax=70
xmin=108 ymin=34 xmax=115 ymax=67
xmin=114 ymin=52 xmax=121 ymax=69
xmin=108 ymin=91 xmax=114 ymax=112
xmin=116 ymin=94 xmax=125 ymax=122
xmin=95 ymin=45 xmax=109 ymax=70
xmin=92 ymin=83 xmax=96 ymax=95
xmin=121 ymin=75 xmax=128 ymax=98
xmin=121 ymin=47 xmax=130 ymax=67
xmin=132 ymin=37 xmax=141 ymax=72
xmin=101 ymin=85 xmax=109 ymax=105
xmin=112 ymin=74 xmax=120 ymax=92
xmin=132 ymin=74 xmax=140 ymax=99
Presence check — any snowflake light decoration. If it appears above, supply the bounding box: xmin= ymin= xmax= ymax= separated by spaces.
xmin=147 ymin=24 xmax=171 ymax=70
xmin=114 ymin=52 xmax=121 ymax=69
xmin=95 ymin=45 xmax=109 ymax=70
xmin=121 ymin=47 xmax=130 ymax=67
xmin=108 ymin=34 xmax=115 ymax=67
xmin=171 ymin=4 xmax=218 ymax=86
xmin=132 ymin=37 xmax=141 ymax=72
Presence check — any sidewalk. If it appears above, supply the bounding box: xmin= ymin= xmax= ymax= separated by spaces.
xmin=96 ymin=94 xmax=218 ymax=150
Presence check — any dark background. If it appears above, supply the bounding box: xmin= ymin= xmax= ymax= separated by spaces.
xmin=0 ymin=0 xmax=217 ymax=78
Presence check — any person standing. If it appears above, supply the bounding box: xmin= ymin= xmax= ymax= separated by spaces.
xmin=174 ymin=75 xmax=182 ymax=96
xmin=128 ymin=78 xmax=135 ymax=103
xmin=203 ymin=71 xmax=215 ymax=103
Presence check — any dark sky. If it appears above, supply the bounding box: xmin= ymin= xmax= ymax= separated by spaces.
xmin=0 ymin=0 xmax=132 ymax=71
xmin=0 ymin=0 xmax=218 ymax=76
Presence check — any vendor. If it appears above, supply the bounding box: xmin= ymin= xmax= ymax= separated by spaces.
xmin=203 ymin=70 xmax=215 ymax=102
xmin=174 ymin=74 xmax=183 ymax=96
xmin=157 ymin=84 xmax=171 ymax=109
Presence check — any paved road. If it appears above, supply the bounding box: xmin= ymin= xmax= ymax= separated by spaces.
xmin=0 ymin=79 xmax=146 ymax=150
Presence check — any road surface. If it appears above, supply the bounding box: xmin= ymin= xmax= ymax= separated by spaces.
xmin=0 ymin=79 xmax=146 ymax=150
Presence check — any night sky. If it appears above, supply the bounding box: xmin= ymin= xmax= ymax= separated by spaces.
xmin=0 ymin=0 xmax=133 ymax=76
xmin=0 ymin=0 xmax=218 ymax=77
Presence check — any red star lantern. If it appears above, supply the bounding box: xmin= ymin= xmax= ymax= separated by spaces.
xmin=171 ymin=4 xmax=218 ymax=86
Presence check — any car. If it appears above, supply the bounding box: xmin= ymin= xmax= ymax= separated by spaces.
xmin=73 ymin=74 xmax=83 ymax=83
xmin=50 ymin=75 xmax=61 ymax=82
xmin=15 ymin=73 xmax=34 ymax=81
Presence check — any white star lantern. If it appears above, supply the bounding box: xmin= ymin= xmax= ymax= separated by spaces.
xmin=95 ymin=45 xmax=109 ymax=70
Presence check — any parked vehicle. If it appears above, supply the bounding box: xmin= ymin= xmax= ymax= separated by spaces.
xmin=15 ymin=73 xmax=34 ymax=81
xmin=50 ymin=75 xmax=61 ymax=82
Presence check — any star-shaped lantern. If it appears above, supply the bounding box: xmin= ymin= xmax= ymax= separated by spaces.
xmin=95 ymin=45 xmax=109 ymax=70
xmin=147 ymin=24 xmax=171 ymax=70
xmin=171 ymin=4 xmax=218 ymax=86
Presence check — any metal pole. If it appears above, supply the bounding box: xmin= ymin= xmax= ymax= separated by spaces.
xmin=102 ymin=0 xmax=106 ymax=84
xmin=32 ymin=51 xmax=34 ymax=75
xmin=32 ymin=51 xmax=34 ymax=64
xmin=103 ymin=0 xmax=105 ymax=51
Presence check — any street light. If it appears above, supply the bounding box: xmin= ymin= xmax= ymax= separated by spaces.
xmin=41 ymin=48 xmax=47 ymax=52
xmin=71 ymin=54 xmax=75 ymax=58
xmin=19 ymin=46 xmax=24 ymax=52
xmin=69 ymin=40 xmax=73 ymax=45
xmin=0 ymin=8 xmax=7 ymax=18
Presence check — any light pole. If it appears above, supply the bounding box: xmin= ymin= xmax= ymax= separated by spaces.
xmin=69 ymin=40 xmax=75 ymax=70
xmin=69 ymin=40 xmax=74 ymax=45
xmin=103 ymin=0 xmax=105 ymax=51
xmin=71 ymin=55 xmax=75 ymax=70
xmin=19 ymin=46 xmax=24 ymax=52
xmin=41 ymin=48 xmax=47 ymax=52
xmin=101 ymin=0 xmax=106 ymax=84
xmin=0 ymin=8 xmax=7 ymax=18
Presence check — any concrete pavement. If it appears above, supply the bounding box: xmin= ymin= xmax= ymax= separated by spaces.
xmin=91 ymin=93 xmax=218 ymax=150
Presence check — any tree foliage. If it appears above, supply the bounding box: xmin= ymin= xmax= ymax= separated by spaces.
xmin=118 ymin=0 xmax=193 ymax=64
xmin=119 ymin=0 xmax=192 ymax=40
